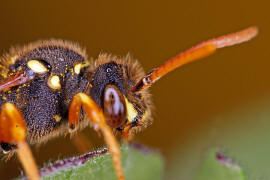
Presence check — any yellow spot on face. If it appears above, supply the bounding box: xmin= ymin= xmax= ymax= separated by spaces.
xmin=48 ymin=75 xmax=61 ymax=90
xmin=53 ymin=115 xmax=62 ymax=122
xmin=124 ymin=97 xmax=138 ymax=123
xmin=27 ymin=60 xmax=48 ymax=74
xmin=2 ymin=96 xmax=7 ymax=100
xmin=74 ymin=63 xmax=82 ymax=74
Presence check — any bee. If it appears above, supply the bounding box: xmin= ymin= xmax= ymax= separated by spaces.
xmin=0 ymin=26 xmax=258 ymax=180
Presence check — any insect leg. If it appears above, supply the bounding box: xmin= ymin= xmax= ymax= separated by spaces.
xmin=68 ymin=93 xmax=125 ymax=180
xmin=0 ymin=102 xmax=40 ymax=180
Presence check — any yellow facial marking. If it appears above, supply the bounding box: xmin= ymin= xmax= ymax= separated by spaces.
xmin=124 ymin=97 xmax=138 ymax=123
xmin=27 ymin=60 xmax=48 ymax=74
xmin=48 ymin=75 xmax=61 ymax=90
xmin=53 ymin=115 xmax=62 ymax=122
xmin=74 ymin=63 xmax=82 ymax=74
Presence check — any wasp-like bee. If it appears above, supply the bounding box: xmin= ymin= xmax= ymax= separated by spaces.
xmin=0 ymin=27 xmax=258 ymax=180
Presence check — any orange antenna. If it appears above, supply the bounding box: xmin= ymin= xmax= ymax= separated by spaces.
xmin=132 ymin=26 xmax=258 ymax=92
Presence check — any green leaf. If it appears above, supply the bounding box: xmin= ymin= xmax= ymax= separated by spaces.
xmin=39 ymin=144 xmax=163 ymax=180
xmin=195 ymin=149 xmax=245 ymax=180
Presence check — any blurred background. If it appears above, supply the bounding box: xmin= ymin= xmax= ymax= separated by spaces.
xmin=0 ymin=0 xmax=269 ymax=179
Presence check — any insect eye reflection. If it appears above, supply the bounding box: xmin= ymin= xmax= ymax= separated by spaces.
xmin=103 ymin=85 xmax=126 ymax=128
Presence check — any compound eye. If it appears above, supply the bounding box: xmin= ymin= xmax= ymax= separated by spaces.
xmin=104 ymin=85 xmax=126 ymax=128
xmin=27 ymin=60 xmax=49 ymax=74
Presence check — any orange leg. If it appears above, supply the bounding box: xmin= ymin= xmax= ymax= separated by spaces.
xmin=68 ymin=93 xmax=125 ymax=180
xmin=0 ymin=103 xmax=40 ymax=180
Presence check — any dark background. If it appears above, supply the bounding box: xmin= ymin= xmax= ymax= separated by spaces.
xmin=0 ymin=0 xmax=269 ymax=179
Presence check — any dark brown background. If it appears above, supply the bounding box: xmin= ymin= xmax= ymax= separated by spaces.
xmin=0 ymin=0 xmax=269 ymax=179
